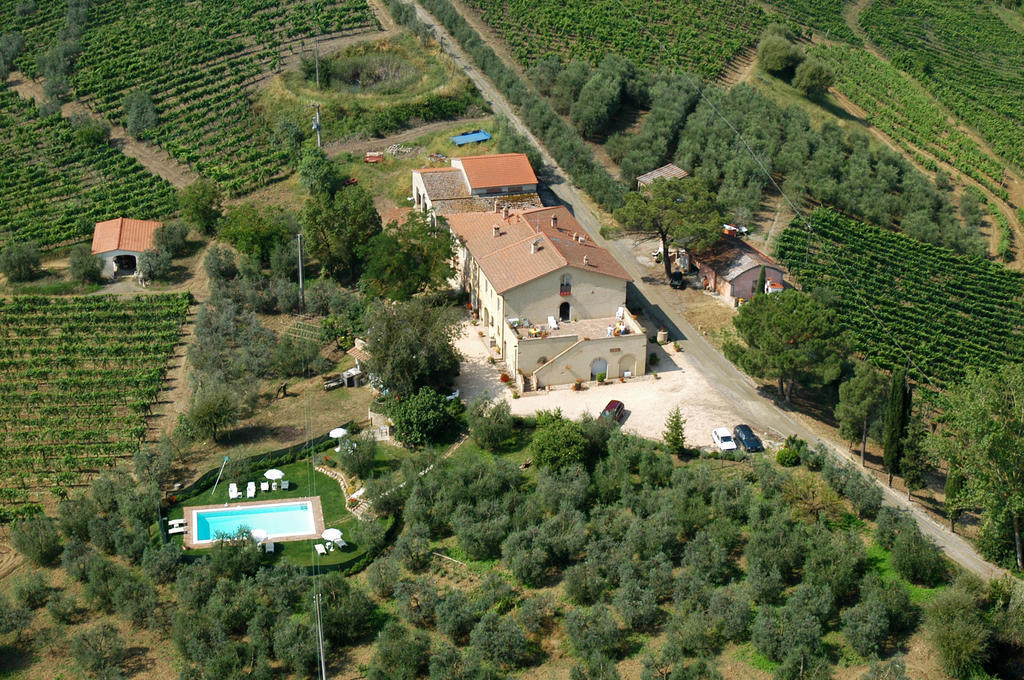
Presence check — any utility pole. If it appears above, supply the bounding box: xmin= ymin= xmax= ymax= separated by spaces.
xmin=311 ymin=103 xmax=322 ymax=148
xmin=297 ymin=232 xmax=305 ymax=313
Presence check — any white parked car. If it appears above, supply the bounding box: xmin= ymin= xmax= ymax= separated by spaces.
xmin=711 ymin=427 xmax=737 ymax=451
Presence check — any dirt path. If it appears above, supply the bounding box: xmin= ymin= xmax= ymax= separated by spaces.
xmin=322 ymin=115 xmax=490 ymax=157
xmin=6 ymin=72 xmax=199 ymax=189
xmin=718 ymin=46 xmax=758 ymax=88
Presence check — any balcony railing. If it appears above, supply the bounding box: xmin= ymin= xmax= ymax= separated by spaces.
xmin=559 ymin=285 xmax=571 ymax=296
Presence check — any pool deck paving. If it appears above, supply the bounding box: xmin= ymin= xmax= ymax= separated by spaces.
xmin=181 ymin=496 xmax=325 ymax=549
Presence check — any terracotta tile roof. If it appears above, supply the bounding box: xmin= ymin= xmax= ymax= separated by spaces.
xmin=636 ymin=163 xmax=689 ymax=186
xmin=91 ymin=218 xmax=161 ymax=255
xmin=694 ymin=236 xmax=782 ymax=282
xmin=447 ymin=206 xmax=630 ymax=293
xmin=457 ymin=153 xmax=537 ymax=189
xmin=520 ymin=206 xmax=631 ymax=282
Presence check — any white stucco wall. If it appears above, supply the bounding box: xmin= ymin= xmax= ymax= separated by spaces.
xmin=503 ymin=267 xmax=627 ymax=324
xmin=96 ymin=249 xmax=139 ymax=279
xmin=533 ymin=333 xmax=647 ymax=386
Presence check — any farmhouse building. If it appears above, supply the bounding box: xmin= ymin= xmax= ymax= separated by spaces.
xmin=447 ymin=204 xmax=647 ymax=390
xmin=411 ymin=153 xmax=541 ymax=215
xmin=692 ymin=236 xmax=785 ymax=305
xmin=636 ymin=163 xmax=689 ymax=189
xmin=91 ymin=217 xmax=162 ymax=279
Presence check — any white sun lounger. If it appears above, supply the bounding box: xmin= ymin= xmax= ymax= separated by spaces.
xmin=168 ymin=526 xmax=187 ymax=535
xmin=167 ymin=518 xmax=186 ymax=527
xmin=228 ymin=483 xmax=240 ymax=499
xmin=281 ymin=480 xmax=290 ymax=490
xmin=315 ymin=543 xmax=328 ymax=556
xmin=334 ymin=539 xmax=348 ymax=549
xmin=260 ymin=481 xmax=269 ymax=492
xmin=246 ymin=482 xmax=256 ymax=498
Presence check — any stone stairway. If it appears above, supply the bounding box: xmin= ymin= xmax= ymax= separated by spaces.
xmin=315 ymin=466 xmax=372 ymax=519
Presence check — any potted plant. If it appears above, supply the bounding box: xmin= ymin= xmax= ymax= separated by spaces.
xmin=673 ymin=341 xmax=681 ymax=352
xmin=595 ymin=372 xmax=606 ymax=384
xmin=499 ymin=373 xmax=511 ymax=383
xmin=572 ymin=379 xmax=584 ymax=391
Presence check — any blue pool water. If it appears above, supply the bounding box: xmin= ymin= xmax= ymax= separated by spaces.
xmin=194 ymin=502 xmax=315 ymax=542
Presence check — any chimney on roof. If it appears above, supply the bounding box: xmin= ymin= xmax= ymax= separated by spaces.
xmin=583 ymin=255 xmax=591 ymax=266
xmin=502 ymin=205 xmax=510 ymax=220
xmin=551 ymin=214 xmax=558 ymax=229
xmin=492 ymin=224 xmax=500 ymax=238
xmin=578 ymin=234 xmax=586 ymax=244
xmin=572 ymin=232 xmax=577 ymax=241
xmin=531 ymin=238 xmax=542 ymax=254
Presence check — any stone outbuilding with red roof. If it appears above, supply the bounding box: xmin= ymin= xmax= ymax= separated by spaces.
xmin=91 ymin=217 xmax=161 ymax=278
xmin=447 ymin=205 xmax=647 ymax=390
xmin=411 ymin=153 xmax=540 ymax=215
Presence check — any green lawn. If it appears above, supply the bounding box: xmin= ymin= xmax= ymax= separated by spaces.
xmin=865 ymin=541 xmax=946 ymax=606
xmin=166 ymin=460 xmax=383 ymax=569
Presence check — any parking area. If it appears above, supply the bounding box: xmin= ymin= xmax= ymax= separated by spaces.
xmin=453 ymin=322 xmax=770 ymax=449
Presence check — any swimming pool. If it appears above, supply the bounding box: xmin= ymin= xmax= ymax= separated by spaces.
xmin=191 ymin=500 xmax=317 ymax=544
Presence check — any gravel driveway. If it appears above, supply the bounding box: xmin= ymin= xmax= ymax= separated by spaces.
xmin=454 ymin=322 xmax=772 ymax=450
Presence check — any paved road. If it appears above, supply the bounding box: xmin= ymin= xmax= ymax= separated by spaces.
xmin=407 ymin=0 xmax=1006 ymax=581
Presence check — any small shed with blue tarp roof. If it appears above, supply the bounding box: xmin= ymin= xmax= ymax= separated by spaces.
xmin=450 ymin=129 xmax=491 ymax=146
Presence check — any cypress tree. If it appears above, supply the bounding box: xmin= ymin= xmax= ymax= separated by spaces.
xmin=882 ymin=368 xmax=911 ymax=487
xmin=756 ymin=265 xmax=766 ymax=296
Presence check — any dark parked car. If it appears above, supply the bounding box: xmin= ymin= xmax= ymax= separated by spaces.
xmin=733 ymin=424 xmax=763 ymax=452
xmin=600 ymin=400 xmax=625 ymax=423
xmin=669 ymin=271 xmax=686 ymax=289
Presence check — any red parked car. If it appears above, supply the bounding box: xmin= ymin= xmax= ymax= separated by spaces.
xmin=600 ymin=400 xmax=625 ymax=423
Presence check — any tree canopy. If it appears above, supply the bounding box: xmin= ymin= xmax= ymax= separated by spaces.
xmin=613 ymin=177 xmax=723 ymax=278
xmin=725 ymin=289 xmax=848 ymax=402
xmin=835 ymin=361 xmax=887 ymax=465
xmin=363 ymin=296 xmax=461 ymax=398
xmin=360 ymin=211 xmax=455 ymax=300
xmin=928 ymin=363 xmax=1024 ymax=569
xmin=301 ymin=184 xmax=381 ymax=283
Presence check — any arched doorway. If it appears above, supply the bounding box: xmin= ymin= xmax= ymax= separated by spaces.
xmin=559 ymin=301 xmax=570 ymax=322
xmin=618 ymin=354 xmax=636 ymax=378
xmin=590 ymin=357 xmax=607 ymax=380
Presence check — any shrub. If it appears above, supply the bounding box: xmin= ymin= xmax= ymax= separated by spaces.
xmin=467 ymin=397 xmax=516 ymax=452
xmin=842 ymin=598 xmax=889 ymax=657
xmin=875 ymin=507 xmax=914 ymax=550
xmin=776 ymin=447 xmax=800 ymax=467
xmin=12 ymin=572 xmax=49 ymax=609
xmin=926 ymin=587 xmax=990 ymax=679
xmin=11 ymin=515 xmax=62 ymax=565
xmin=142 ymin=542 xmax=182 ymax=584
xmin=388 ymin=387 xmax=457 ymax=446
xmin=154 ymin=220 xmax=191 ymax=257
xmin=891 ymin=527 xmax=946 ymax=586
xmin=366 ymin=621 xmax=430 ymax=680
xmin=69 ymin=243 xmax=103 ymax=283
xmin=137 ymin=247 xmax=173 ymax=281
xmin=71 ymin=623 xmax=126 ymax=678
xmin=0 ymin=240 xmax=40 ymax=282
xmin=46 ymin=590 xmax=77 ymax=624
xmin=564 ymin=604 xmax=622 ymax=659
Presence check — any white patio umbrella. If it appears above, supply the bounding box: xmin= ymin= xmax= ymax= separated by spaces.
xmin=329 ymin=427 xmax=348 ymax=452
xmin=251 ymin=528 xmax=269 ymax=543
xmin=321 ymin=528 xmax=343 ymax=543
xmin=264 ymin=469 xmax=284 ymax=481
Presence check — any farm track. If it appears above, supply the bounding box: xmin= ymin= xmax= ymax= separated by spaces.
xmin=322 ymin=115 xmax=490 ymax=157
xmin=408 ymin=0 xmax=1007 ymax=580
xmin=7 ymin=72 xmax=199 ymax=190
